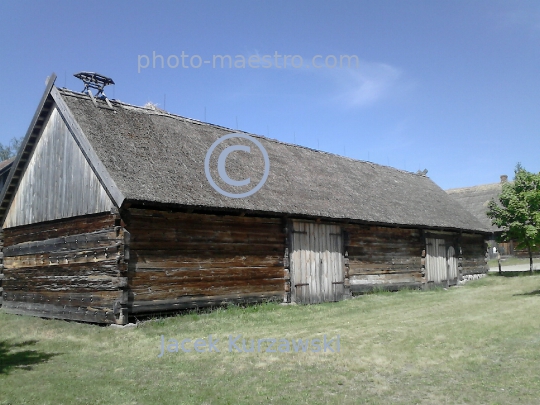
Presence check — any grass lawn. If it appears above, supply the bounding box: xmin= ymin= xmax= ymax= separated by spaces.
xmin=1 ymin=275 xmax=540 ymax=405
xmin=487 ymin=257 xmax=538 ymax=269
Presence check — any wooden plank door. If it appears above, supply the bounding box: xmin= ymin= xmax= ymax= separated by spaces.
xmin=326 ymin=224 xmax=345 ymax=302
xmin=447 ymin=246 xmax=458 ymax=285
xmin=426 ymin=238 xmax=447 ymax=284
xmin=290 ymin=221 xmax=344 ymax=304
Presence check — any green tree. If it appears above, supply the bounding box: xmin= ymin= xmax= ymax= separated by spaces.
xmin=487 ymin=164 xmax=540 ymax=273
xmin=0 ymin=137 xmax=22 ymax=161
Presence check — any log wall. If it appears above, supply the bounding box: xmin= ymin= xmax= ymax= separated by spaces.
xmin=2 ymin=213 xmax=128 ymax=324
xmin=344 ymin=225 xmax=424 ymax=292
xmin=1 ymin=207 xmax=489 ymax=322
xmin=344 ymin=227 xmax=487 ymax=292
xmin=124 ymin=208 xmax=286 ymax=313
xmin=460 ymin=233 xmax=488 ymax=275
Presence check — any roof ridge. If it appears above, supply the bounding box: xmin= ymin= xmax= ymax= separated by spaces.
xmin=446 ymin=183 xmax=504 ymax=192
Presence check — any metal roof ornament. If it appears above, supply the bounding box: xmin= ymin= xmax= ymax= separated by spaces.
xmin=73 ymin=72 xmax=115 ymax=110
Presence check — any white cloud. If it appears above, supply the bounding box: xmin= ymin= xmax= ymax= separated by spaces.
xmin=333 ymin=62 xmax=403 ymax=107
xmin=217 ymin=51 xmax=410 ymax=108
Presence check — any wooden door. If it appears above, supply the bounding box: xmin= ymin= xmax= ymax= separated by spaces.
xmin=425 ymin=238 xmax=447 ymax=284
xmin=447 ymin=246 xmax=458 ymax=285
xmin=290 ymin=221 xmax=344 ymax=304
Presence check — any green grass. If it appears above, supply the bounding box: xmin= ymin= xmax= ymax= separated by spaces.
xmin=488 ymin=257 xmax=537 ymax=268
xmin=2 ymin=276 xmax=540 ymax=404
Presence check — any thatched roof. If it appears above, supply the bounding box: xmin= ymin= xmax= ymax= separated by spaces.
xmin=0 ymin=157 xmax=14 ymax=174
xmin=52 ymin=88 xmax=487 ymax=233
xmin=0 ymin=157 xmax=14 ymax=193
xmin=446 ymin=183 xmax=503 ymax=232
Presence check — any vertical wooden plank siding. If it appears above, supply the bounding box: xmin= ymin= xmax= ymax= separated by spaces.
xmin=447 ymin=246 xmax=458 ymax=285
xmin=3 ymin=108 xmax=114 ymax=228
xmin=426 ymin=238 xmax=446 ymax=284
xmin=332 ymin=225 xmax=345 ymax=301
xmin=1 ymin=213 xmax=127 ymax=323
xmin=290 ymin=221 xmax=344 ymax=304
xmin=126 ymin=209 xmax=285 ymax=313
xmin=425 ymin=236 xmax=479 ymax=286
xmin=437 ymin=239 xmax=446 ymax=283
xmin=292 ymin=221 xmax=306 ymax=304
xmin=307 ymin=222 xmax=315 ymax=303
xmin=320 ymin=223 xmax=328 ymax=302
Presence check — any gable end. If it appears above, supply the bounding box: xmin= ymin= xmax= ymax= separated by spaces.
xmin=3 ymin=107 xmax=115 ymax=228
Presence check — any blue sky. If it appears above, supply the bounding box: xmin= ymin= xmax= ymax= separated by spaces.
xmin=0 ymin=0 xmax=539 ymax=189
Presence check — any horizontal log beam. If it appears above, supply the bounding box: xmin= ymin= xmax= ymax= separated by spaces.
xmin=129 ymin=293 xmax=283 ymax=314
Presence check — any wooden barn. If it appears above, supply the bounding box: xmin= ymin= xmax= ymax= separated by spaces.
xmin=0 ymin=157 xmax=15 ymax=192
xmin=447 ymin=179 xmax=505 ymax=257
xmin=0 ymin=73 xmax=489 ymax=324
xmin=446 ymin=176 xmax=537 ymax=258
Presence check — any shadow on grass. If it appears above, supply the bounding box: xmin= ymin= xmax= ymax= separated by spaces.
xmin=0 ymin=340 xmax=59 ymax=374
xmin=513 ymin=290 xmax=540 ymax=297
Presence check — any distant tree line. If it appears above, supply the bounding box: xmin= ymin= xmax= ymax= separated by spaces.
xmin=0 ymin=137 xmax=23 ymax=161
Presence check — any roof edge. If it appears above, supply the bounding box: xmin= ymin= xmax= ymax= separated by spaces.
xmin=0 ymin=73 xmax=57 ymax=226
xmin=122 ymin=199 xmax=492 ymax=235
xmin=0 ymin=157 xmax=15 ymax=175
xmin=50 ymin=86 xmax=125 ymax=208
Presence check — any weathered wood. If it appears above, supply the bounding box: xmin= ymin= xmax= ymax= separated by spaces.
xmin=50 ymin=86 xmax=125 ymax=208
xmin=447 ymin=246 xmax=458 ymax=282
xmin=0 ymin=229 xmax=3 ymax=306
xmin=131 ymin=285 xmax=285 ymax=302
xmin=350 ymin=282 xmax=422 ymax=293
xmin=129 ymin=242 xmax=284 ymax=253
xmin=2 ymin=214 xmax=126 ymax=324
xmin=289 ymin=221 xmax=344 ymax=304
xmin=349 ymin=265 xmax=421 ymax=275
xmin=4 ymin=245 xmax=122 ymax=268
xmin=344 ymin=225 xmax=424 ymax=293
xmin=131 ymin=267 xmax=282 ymax=282
xmin=126 ymin=210 xmax=286 ymax=311
xmin=426 ymin=238 xmax=446 ymax=283
xmin=4 ymin=213 xmax=116 ymax=245
xmin=4 ymin=229 xmax=119 ymax=256
xmin=2 ymin=300 xmax=116 ymax=323
xmin=133 ymin=255 xmax=283 ymax=270
xmin=459 ymin=233 xmax=488 ymax=275
xmin=123 ymin=230 xmax=130 ymax=261
xmin=2 ymin=203 xmax=488 ymax=321
xmin=4 ymin=272 xmax=127 ymax=292
xmin=3 ymin=290 xmax=121 ymax=308
xmin=130 ymin=293 xmax=283 ymax=314
xmin=0 ymin=75 xmax=56 ymax=228
xmin=3 ymin=108 xmax=114 ymax=228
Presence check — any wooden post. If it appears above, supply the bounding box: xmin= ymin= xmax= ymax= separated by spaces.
xmin=343 ymin=250 xmax=351 ymax=299
xmin=528 ymin=246 xmax=533 ymax=274
xmin=497 ymin=252 xmax=501 ymax=275
xmin=283 ymin=247 xmax=290 ymax=303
